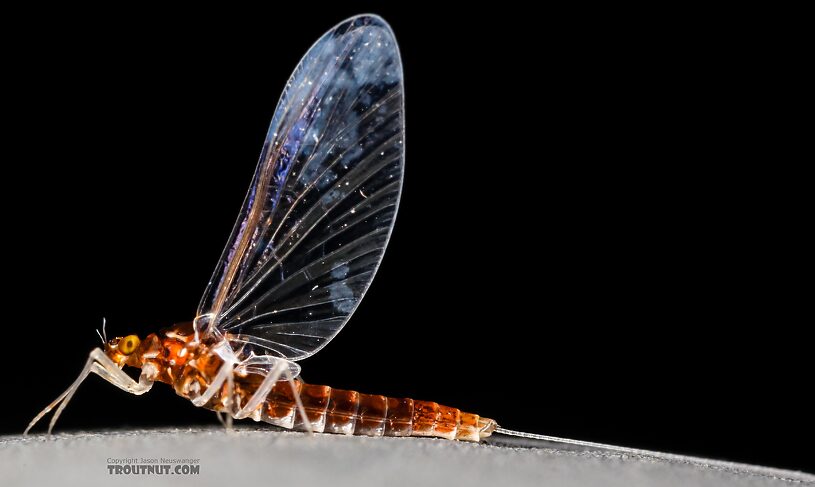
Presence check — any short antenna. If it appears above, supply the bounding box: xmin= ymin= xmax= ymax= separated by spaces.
xmin=95 ymin=317 xmax=108 ymax=345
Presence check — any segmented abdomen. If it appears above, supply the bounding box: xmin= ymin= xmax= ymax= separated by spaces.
xmin=258 ymin=380 xmax=496 ymax=442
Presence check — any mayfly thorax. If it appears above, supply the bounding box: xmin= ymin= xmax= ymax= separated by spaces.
xmin=25 ymin=14 xmax=497 ymax=442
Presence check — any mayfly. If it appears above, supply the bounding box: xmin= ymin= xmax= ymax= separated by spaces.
xmin=25 ymin=14 xmax=498 ymax=442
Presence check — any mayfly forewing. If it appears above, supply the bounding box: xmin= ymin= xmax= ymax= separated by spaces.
xmin=196 ymin=15 xmax=404 ymax=361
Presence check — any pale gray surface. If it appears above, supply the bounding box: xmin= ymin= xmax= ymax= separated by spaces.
xmin=1 ymin=426 xmax=812 ymax=487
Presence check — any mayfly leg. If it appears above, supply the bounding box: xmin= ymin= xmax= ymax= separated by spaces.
xmin=191 ymin=361 xmax=234 ymax=408
xmin=225 ymin=368 xmax=235 ymax=430
xmin=236 ymin=358 xmax=313 ymax=434
xmin=199 ymin=355 xmax=314 ymax=434
xmin=234 ymin=359 xmax=289 ymax=420
xmin=282 ymin=365 xmax=313 ymax=435
xmin=187 ymin=359 xmax=245 ymax=431
xmin=25 ymin=348 xmax=155 ymax=435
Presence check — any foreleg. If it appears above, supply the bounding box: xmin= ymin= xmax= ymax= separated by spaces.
xmin=25 ymin=348 xmax=155 ymax=435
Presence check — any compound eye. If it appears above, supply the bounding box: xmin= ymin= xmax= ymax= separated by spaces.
xmin=119 ymin=335 xmax=141 ymax=355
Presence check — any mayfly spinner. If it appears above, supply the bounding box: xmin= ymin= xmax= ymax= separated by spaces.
xmin=26 ymin=14 xmax=498 ymax=442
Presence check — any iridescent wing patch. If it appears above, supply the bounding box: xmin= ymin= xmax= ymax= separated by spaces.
xmin=196 ymin=15 xmax=404 ymax=361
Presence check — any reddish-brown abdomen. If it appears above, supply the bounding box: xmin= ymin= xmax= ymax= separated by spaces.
xmin=355 ymin=393 xmax=388 ymax=436
xmin=254 ymin=380 xmax=495 ymax=442
xmin=164 ymin=333 xmax=496 ymax=442
xmin=385 ymin=397 xmax=414 ymax=436
xmin=325 ymin=389 xmax=359 ymax=435
xmin=294 ymin=383 xmax=331 ymax=432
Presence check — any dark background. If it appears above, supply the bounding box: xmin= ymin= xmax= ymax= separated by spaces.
xmin=3 ymin=3 xmax=810 ymax=474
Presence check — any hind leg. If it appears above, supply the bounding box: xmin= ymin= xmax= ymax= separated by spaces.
xmin=281 ymin=365 xmax=313 ymax=434
xmin=233 ymin=357 xmax=313 ymax=434
xmin=234 ymin=359 xmax=289 ymax=420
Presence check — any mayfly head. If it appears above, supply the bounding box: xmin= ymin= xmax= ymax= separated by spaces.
xmin=104 ymin=334 xmax=142 ymax=367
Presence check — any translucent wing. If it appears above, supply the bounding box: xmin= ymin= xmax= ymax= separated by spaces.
xmin=196 ymin=15 xmax=404 ymax=361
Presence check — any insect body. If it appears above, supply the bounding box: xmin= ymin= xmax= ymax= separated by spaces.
xmin=26 ymin=14 xmax=497 ymax=442
xmin=127 ymin=322 xmax=493 ymax=440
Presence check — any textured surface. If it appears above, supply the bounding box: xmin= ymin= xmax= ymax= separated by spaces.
xmin=2 ymin=427 xmax=812 ymax=487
